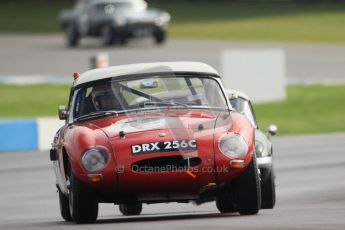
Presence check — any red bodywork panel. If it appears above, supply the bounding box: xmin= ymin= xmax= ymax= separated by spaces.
xmin=56 ymin=109 xmax=254 ymax=198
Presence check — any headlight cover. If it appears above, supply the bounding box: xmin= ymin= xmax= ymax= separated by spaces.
xmin=81 ymin=148 xmax=109 ymax=172
xmin=255 ymin=141 xmax=265 ymax=157
xmin=219 ymin=133 xmax=248 ymax=158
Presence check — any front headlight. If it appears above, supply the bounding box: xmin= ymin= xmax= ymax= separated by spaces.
xmin=219 ymin=133 xmax=248 ymax=158
xmin=81 ymin=148 xmax=109 ymax=172
xmin=255 ymin=141 xmax=265 ymax=157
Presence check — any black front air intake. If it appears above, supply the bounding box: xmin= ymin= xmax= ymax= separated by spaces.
xmin=131 ymin=156 xmax=201 ymax=172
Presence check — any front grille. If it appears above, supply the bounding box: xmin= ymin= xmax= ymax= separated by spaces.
xmin=131 ymin=156 xmax=201 ymax=172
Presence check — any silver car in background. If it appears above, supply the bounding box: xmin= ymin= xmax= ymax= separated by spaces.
xmin=226 ymin=90 xmax=277 ymax=209
xmin=59 ymin=0 xmax=170 ymax=46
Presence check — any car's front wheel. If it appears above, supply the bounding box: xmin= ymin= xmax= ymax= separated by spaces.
xmin=68 ymin=167 xmax=98 ymax=224
xmin=261 ymin=167 xmax=276 ymax=209
xmin=233 ymin=155 xmax=261 ymax=215
xmin=153 ymin=28 xmax=166 ymax=45
xmin=119 ymin=203 xmax=142 ymax=216
xmin=58 ymin=188 xmax=72 ymax=222
xmin=216 ymin=185 xmax=236 ymax=213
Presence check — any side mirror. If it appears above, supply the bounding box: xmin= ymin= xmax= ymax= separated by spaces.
xmin=267 ymin=124 xmax=278 ymax=137
xmin=58 ymin=105 xmax=68 ymax=120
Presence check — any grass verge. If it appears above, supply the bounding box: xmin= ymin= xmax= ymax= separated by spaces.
xmin=0 ymin=84 xmax=344 ymax=135
xmin=0 ymin=84 xmax=70 ymax=118
xmin=0 ymin=1 xmax=345 ymax=43
xmin=255 ymin=85 xmax=345 ymax=135
xmin=157 ymin=2 xmax=345 ymax=43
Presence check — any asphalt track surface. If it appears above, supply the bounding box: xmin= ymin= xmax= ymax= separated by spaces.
xmin=1 ymin=34 xmax=345 ymax=84
xmin=0 ymin=133 xmax=344 ymax=230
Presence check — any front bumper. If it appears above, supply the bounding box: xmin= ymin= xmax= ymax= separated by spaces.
xmin=114 ymin=23 xmax=161 ymax=37
xmin=257 ymin=156 xmax=273 ymax=168
xmin=257 ymin=156 xmax=273 ymax=183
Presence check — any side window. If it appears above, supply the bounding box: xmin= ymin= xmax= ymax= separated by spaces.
xmin=73 ymin=87 xmax=96 ymax=118
xmin=66 ymin=89 xmax=75 ymax=122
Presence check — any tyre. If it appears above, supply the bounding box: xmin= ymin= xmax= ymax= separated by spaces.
xmin=58 ymin=188 xmax=72 ymax=222
xmin=101 ymin=25 xmax=115 ymax=46
xmin=233 ymin=156 xmax=261 ymax=215
xmin=119 ymin=203 xmax=142 ymax=216
xmin=68 ymin=167 xmax=98 ymax=224
xmin=65 ymin=25 xmax=79 ymax=47
xmin=153 ymin=28 xmax=166 ymax=45
xmin=216 ymin=185 xmax=236 ymax=213
xmin=261 ymin=168 xmax=276 ymax=209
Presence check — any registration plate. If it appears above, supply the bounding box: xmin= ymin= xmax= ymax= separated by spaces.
xmin=131 ymin=140 xmax=197 ymax=155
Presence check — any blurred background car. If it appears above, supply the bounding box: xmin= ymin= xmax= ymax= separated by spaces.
xmin=227 ymin=89 xmax=277 ymax=209
xmin=59 ymin=0 xmax=170 ymax=47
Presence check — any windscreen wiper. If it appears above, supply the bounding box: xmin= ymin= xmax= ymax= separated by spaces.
xmin=75 ymin=111 xmax=118 ymax=122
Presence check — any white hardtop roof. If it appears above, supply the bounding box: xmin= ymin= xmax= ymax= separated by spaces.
xmin=74 ymin=62 xmax=220 ymax=86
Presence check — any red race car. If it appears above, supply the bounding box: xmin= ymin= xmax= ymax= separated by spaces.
xmin=50 ymin=62 xmax=260 ymax=223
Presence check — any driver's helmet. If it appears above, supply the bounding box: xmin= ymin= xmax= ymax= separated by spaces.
xmin=91 ymin=84 xmax=119 ymax=111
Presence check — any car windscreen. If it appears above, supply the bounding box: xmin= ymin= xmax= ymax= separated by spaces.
xmin=73 ymin=75 xmax=228 ymax=120
xmin=94 ymin=2 xmax=133 ymax=13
